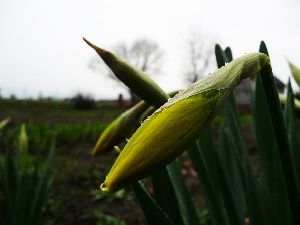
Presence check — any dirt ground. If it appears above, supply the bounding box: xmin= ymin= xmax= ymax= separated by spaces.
xmin=50 ymin=144 xmax=203 ymax=225
xmin=48 ymin=144 xmax=146 ymax=225
xmin=47 ymin=122 xmax=260 ymax=225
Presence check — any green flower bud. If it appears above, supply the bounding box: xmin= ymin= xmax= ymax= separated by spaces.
xmin=92 ymin=101 xmax=150 ymax=156
xmin=138 ymin=91 xmax=180 ymax=122
xmin=19 ymin=123 xmax=28 ymax=154
xmin=101 ymin=52 xmax=269 ymax=192
xmin=0 ymin=117 xmax=10 ymax=131
xmin=19 ymin=123 xmax=29 ymax=171
xmin=288 ymin=61 xmax=300 ymax=87
xmin=83 ymin=38 xmax=169 ymax=108
xmin=279 ymin=93 xmax=300 ymax=110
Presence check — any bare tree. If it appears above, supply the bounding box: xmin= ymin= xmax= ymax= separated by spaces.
xmin=89 ymin=38 xmax=164 ymax=103
xmin=184 ymin=32 xmax=217 ymax=85
xmin=117 ymin=39 xmax=163 ymax=75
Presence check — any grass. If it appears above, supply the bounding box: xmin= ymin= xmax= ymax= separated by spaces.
xmin=0 ymin=98 xmax=129 ymax=151
xmin=0 ymin=98 xmax=126 ymax=124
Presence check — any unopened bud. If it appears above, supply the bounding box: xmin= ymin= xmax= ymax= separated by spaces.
xmin=83 ymin=38 xmax=169 ymax=108
xmin=92 ymin=101 xmax=150 ymax=156
xmin=101 ymin=52 xmax=269 ymax=192
xmin=288 ymin=61 xmax=300 ymax=87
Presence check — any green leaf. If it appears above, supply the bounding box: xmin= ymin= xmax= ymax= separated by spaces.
xmin=252 ymin=73 xmax=291 ymax=225
xmin=0 ymin=149 xmax=17 ymax=225
xmin=151 ymin=168 xmax=185 ymax=225
xmin=188 ymin=126 xmax=228 ymax=225
xmin=166 ymin=160 xmax=201 ymax=225
xmin=28 ymin=136 xmax=55 ymax=225
xmin=217 ymin=127 xmax=245 ymax=225
xmin=260 ymin=42 xmax=300 ymax=224
xmin=132 ymin=181 xmax=173 ymax=225
xmin=259 ymin=41 xmax=300 ymax=225
xmin=215 ymin=44 xmax=229 ymax=67
xmin=222 ymin=86 xmax=268 ymax=225
xmin=284 ymin=79 xmax=300 ymax=180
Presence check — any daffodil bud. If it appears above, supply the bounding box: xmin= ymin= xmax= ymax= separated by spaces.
xmin=83 ymin=38 xmax=169 ymax=108
xmin=139 ymin=90 xmax=180 ymax=122
xmin=19 ymin=123 xmax=29 ymax=171
xmin=288 ymin=61 xmax=300 ymax=87
xmin=101 ymin=52 xmax=269 ymax=192
xmin=19 ymin=123 xmax=28 ymax=154
xmin=0 ymin=117 xmax=10 ymax=131
xmin=279 ymin=93 xmax=300 ymax=110
xmin=92 ymin=101 xmax=150 ymax=156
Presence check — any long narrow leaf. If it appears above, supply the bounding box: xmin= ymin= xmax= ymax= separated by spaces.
xmin=284 ymin=79 xmax=300 ymax=178
xmin=28 ymin=136 xmax=55 ymax=225
xmin=188 ymin=126 xmax=227 ymax=225
xmin=221 ymin=80 xmax=268 ymax=225
xmin=167 ymin=159 xmax=201 ymax=225
xmin=253 ymin=72 xmax=292 ymax=225
xmin=1 ymin=149 xmax=17 ymax=225
xmin=259 ymin=41 xmax=300 ymax=225
xmin=217 ymin=127 xmax=245 ymax=225
xmin=151 ymin=168 xmax=184 ymax=225
xmin=132 ymin=181 xmax=173 ymax=225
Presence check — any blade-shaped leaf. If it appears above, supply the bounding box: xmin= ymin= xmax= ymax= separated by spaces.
xmin=132 ymin=181 xmax=173 ymax=225
xmin=217 ymin=127 xmax=245 ymax=225
xmin=188 ymin=126 xmax=228 ymax=225
xmin=151 ymin=168 xmax=185 ymax=225
xmin=252 ymin=73 xmax=291 ymax=225
xmin=284 ymin=79 xmax=300 ymax=180
xmin=166 ymin=159 xmax=201 ymax=225
xmin=259 ymin=41 xmax=300 ymax=225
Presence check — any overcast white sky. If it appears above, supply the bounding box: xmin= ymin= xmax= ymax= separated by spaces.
xmin=1 ymin=0 xmax=299 ymax=100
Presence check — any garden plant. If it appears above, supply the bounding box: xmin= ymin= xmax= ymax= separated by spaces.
xmin=0 ymin=122 xmax=60 ymax=225
xmin=84 ymin=38 xmax=300 ymax=225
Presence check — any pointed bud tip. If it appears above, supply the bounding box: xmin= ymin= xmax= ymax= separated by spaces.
xmin=100 ymin=182 xmax=110 ymax=192
xmin=83 ymin=37 xmax=106 ymax=55
xmin=100 ymin=181 xmax=122 ymax=193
